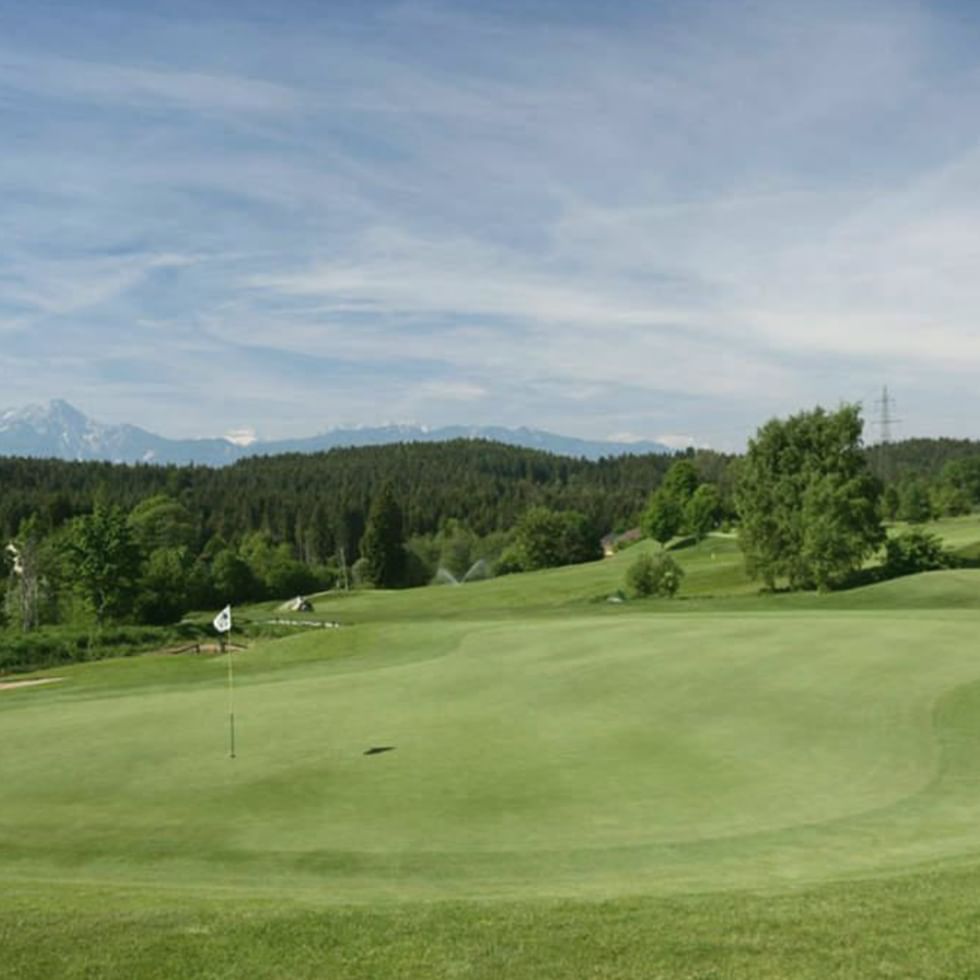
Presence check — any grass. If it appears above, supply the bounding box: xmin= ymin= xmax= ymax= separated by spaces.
xmin=6 ymin=517 xmax=980 ymax=976
xmin=235 ymin=533 xmax=755 ymax=629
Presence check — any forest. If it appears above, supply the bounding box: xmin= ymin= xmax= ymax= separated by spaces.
xmin=3 ymin=426 xmax=980 ymax=669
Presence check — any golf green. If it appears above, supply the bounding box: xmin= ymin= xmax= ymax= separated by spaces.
xmin=5 ymin=605 xmax=980 ymax=903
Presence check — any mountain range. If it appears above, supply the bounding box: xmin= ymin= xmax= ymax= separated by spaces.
xmin=0 ymin=400 xmax=670 ymax=466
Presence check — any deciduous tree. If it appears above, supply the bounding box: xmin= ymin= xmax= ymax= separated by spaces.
xmin=736 ymin=405 xmax=883 ymax=591
xmin=642 ymin=491 xmax=682 ymax=548
xmin=64 ymin=504 xmax=141 ymax=624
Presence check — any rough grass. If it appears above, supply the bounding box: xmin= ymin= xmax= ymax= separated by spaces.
xmin=5 ymin=866 xmax=980 ymax=979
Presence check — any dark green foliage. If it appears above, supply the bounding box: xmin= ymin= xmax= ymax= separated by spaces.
xmin=554 ymin=511 xmax=602 ymax=566
xmin=361 ymin=484 xmax=406 ymax=588
xmin=133 ymin=547 xmax=192 ymax=625
xmin=642 ymin=458 xmax=709 ymax=546
xmin=625 ymin=551 xmax=684 ymax=597
xmin=660 ymin=459 xmax=700 ymax=502
xmin=63 ymin=504 xmax=142 ymax=624
xmin=685 ymin=484 xmax=721 ymax=540
xmin=511 ymin=507 xmax=601 ymax=571
xmin=238 ymin=531 xmax=321 ymax=597
xmin=0 ymin=623 xmax=203 ymax=674
xmin=642 ymin=491 xmax=682 ymax=547
xmin=402 ymin=547 xmax=436 ymax=588
xmin=884 ymin=530 xmax=953 ymax=577
xmin=127 ymin=495 xmax=197 ymax=552
xmin=930 ymin=483 xmax=971 ymax=518
xmin=0 ymin=441 xmax=678 ymax=553
xmin=736 ymin=405 xmax=884 ymax=591
xmin=941 ymin=456 xmax=980 ymax=503
xmin=898 ymin=480 xmax=933 ymax=524
xmin=881 ymin=485 xmax=900 ymax=521
xmin=494 ymin=544 xmax=526 ymax=576
xmin=265 ymin=557 xmax=322 ymax=598
xmin=404 ymin=522 xmax=510 ymax=585
xmin=867 ymin=437 xmax=980 ymax=487
xmin=210 ymin=549 xmax=257 ymax=604
xmin=0 ymin=439 xmax=708 ymax=621
xmin=512 ymin=507 xmax=565 ymax=571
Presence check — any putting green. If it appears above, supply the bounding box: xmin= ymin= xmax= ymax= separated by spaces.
xmin=4 ymin=606 xmax=980 ymax=901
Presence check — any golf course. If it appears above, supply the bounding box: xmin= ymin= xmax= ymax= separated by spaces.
xmin=5 ymin=523 xmax=980 ymax=977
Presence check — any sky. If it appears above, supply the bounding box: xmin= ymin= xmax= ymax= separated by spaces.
xmin=3 ymin=0 xmax=980 ymax=450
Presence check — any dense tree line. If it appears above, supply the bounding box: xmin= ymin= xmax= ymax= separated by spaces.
xmin=2 ymin=440 xmax=736 ymax=634
xmin=5 ymin=418 xmax=977 ymax=639
xmin=0 ymin=441 xmax=741 ymax=561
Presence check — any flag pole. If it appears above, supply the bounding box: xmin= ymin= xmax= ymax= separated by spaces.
xmin=227 ymin=629 xmax=236 ymax=759
xmin=213 ymin=605 xmax=235 ymax=759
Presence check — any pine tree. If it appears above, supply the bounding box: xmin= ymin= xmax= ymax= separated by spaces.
xmin=361 ymin=484 xmax=406 ymax=588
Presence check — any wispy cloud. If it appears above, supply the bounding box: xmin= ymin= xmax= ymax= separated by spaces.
xmin=2 ymin=0 xmax=980 ymax=447
xmin=1 ymin=252 xmax=198 ymax=316
xmin=0 ymin=50 xmax=306 ymax=115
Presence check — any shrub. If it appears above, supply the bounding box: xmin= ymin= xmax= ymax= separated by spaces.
xmin=626 ymin=552 xmax=685 ymax=598
xmin=884 ymin=529 xmax=953 ymax=577
xmin=0 ymin=623 xmax=204 ymax=675
xmin=493 ymin=545 xmax=525 ymax=577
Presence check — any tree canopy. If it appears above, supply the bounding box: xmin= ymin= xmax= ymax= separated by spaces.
xmin=735 ymin=405 xmax=883 ymax=591
xmin=360 ymin=484 xmax=407 ymax=588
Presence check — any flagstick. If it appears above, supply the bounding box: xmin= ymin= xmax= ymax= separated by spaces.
xmin=226 ymin=631 xmax=236 ymax=759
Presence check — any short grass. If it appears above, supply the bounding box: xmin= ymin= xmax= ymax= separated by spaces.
xmin=6 ymin=520 xmax=980 ymax=977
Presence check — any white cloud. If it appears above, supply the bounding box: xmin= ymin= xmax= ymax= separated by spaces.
xmin=656 ymin=434 xmax=709 ymax=450
xmin=4 ymin=0 xmax=980 ymax=444
xmin=415 ymin=380 xmax=487 ymax=401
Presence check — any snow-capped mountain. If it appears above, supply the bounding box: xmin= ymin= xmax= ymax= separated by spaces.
xmin=0 ymin=400 xmax=239 ymax=465
xmin=0 ymin=401 xmax=670 ymax=465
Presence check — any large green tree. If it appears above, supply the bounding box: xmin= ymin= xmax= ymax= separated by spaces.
xmin=64 ymin=504 xmax=141 ymax=624
xmin=642 ymin=458 xmax=702 ymax=546
xmin=735 ymin=405 xmax=883 ymax=591
xmin=660 ymin=459 xmax=700 ymax=504
xmin=360 ymin=484 xmax=407 ymax=588
xmin=128 ymin=495 xmax=197 ymax=552
xmin=642 ymin=491 xmax=682 ymax=548
xmin=511 ymin=506 xmax=600 ymax=571
xmin=684 ymin=484 xmax=721 ymax=541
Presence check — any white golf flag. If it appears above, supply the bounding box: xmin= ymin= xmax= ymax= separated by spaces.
xmin=213 ymin=605 xmax=232 ymax=634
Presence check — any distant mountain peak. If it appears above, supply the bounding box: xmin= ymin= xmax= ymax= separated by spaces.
xmin=0 ymin=401 xmax=671 ymax=465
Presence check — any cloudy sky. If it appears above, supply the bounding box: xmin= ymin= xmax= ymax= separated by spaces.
xmin=2 ymin=0 xmax=979 ymax=449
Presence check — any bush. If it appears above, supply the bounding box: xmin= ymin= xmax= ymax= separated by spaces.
xmin=511 ymin=507 xmax=602 ymax=572
xmin=625 ymin=552 xmax=685 ymax=598
xmin=0 ymin=623 xmax=205 ymax=675
xmin=493 ymin=545 xmax=525 ymax=577
xmin=884 ymin=530 xmax=953 ymax=577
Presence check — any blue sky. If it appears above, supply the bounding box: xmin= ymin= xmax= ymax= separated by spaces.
xmin=3 ymin=0 xmax=980 ymax=449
